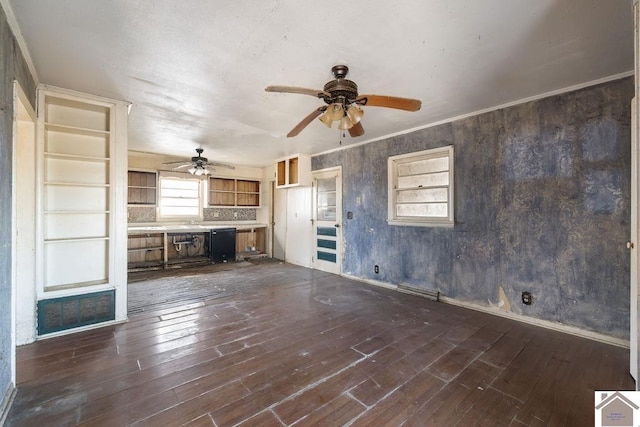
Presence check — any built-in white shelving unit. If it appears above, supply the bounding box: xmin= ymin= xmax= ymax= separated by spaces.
xmin=36 ymin=86 xmax=129 ymax=335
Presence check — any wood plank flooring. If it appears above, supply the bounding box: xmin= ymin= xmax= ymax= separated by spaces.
xmin=7 ymin=261 xmax=635 ymax=426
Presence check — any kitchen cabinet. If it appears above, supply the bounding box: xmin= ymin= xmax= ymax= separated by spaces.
xmin=208 ymin=177 xmax=260 ymax=207
xmin=128 ymin=170 xmax=157 ymax=205
xmin=276 ymin=154 xmax=311 ymax=188
xmin=127 ymin=233 xmax=164 ymax=270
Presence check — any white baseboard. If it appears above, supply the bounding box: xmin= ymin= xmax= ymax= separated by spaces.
xmin=342 ymin=273 xmax=398 ymax=291
xmin=342 ymin=273 xmax=629 ymax=349
xmin=439 ymin=296 xmax=629 ymax=349
xmin=0 ymin=383 xmax=16 ymax=426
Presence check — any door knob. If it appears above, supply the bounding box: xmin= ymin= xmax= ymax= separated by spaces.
xmin=627 ymin=241 xmax=635 ymax=249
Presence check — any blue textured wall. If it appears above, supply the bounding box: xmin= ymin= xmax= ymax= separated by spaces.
xmin=313 ymin=78 xmax=633 ymax=339
xmin=0 ymin=3 xmax=36 ymax=401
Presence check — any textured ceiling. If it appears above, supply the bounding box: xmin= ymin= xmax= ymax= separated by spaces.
xmin=6 ymin=0 xmax=634 ymax=167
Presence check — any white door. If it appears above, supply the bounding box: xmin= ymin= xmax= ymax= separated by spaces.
xmin=631 ymin=96 xmax=639 ymax=385
xmin=285 ymin=187 xmax=313 ymax=268
xmin=312 ymin=168 xmax=342 ymax=274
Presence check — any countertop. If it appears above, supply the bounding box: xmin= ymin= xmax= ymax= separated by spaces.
xmin=128 ymin=222 xmax=267 ymax=234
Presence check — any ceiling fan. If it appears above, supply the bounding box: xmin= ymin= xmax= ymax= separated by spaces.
xmin=163 ymin=148 xmax=235 ymax=176
xmin=265 ymin=65 xmax=422 ymax=138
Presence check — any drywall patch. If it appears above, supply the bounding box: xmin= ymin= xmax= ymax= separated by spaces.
xmin=498 ymin=286 xmax=511 ymax=312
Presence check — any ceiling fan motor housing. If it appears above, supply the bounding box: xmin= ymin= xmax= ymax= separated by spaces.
xmin=322 ymin=65 xmax=359 ymax=104
xmin=323 ymin=79 xmax=358 ymax=104
xmin=191 ymin=148 xmax=207 ymax=163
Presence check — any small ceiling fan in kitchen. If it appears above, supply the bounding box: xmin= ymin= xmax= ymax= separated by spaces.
xmin=163 ymin=148 xmax=235 ymax=176
xmin=265 ymin=65 xmax=422 ymax=138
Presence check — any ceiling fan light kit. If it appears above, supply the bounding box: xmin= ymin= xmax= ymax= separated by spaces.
xmin=347 ymin=104 xmax=364 ymax=124
xmin=265 ymin=65 xmax=421 ymax=138
xmin=163 ymin=148 xmax=235 ymax=175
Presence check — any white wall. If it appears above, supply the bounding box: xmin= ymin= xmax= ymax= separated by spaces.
xmin=14 ymin=97 xmax=36 ymax=346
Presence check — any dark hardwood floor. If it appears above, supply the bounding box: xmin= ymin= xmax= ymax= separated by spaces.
xmin=7 ymin=261 xmax=635 ymax=426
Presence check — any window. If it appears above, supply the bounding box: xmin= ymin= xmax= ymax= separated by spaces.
xmin=208 ymin=177 xmax=260 ymax=207
xmin=388 ymin=146 xmax=454 ymax=227
xmin=158 ymin=174 xmax=202 ymax=219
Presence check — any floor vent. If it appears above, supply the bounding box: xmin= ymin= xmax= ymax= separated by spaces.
xmin=37 ymin=290 xmax=115 ymax=335
xmin=397 ymin=284 xmax=440 ymax=301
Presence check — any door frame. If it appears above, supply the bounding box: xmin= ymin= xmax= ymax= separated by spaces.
xmin=632 ymin=97 xmax=638 ymax=384
xmin=11 ymin=81 xmax=37 ymax=381
xmin=631 ymin=0 xmax=639 ymax=387
xmin=270 ymin=179 xmax=287 ymax=260
xmin=312 ymin=166 xmax=343 ymax=275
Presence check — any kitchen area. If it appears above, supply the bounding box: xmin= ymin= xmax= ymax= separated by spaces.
xmin=127 ymin=151 xmax=270 ymax=273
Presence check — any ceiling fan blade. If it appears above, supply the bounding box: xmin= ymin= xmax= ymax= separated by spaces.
xmin=206 ymin=162 xmax=236 ymax=170
xmin=287 ymin=107 xmax=326 ymax=138
xmin=265 ymin=86 xmax=330 ymax=98
xmin=172 ymin=164 xmax=191 ymax=169
xmin=348 ymin=122 xmax=364 ymax=137
xmin=356 ymin=95 xmax=422 ymax=111
xmin=163 ymin=160 xmax=190 ymax=165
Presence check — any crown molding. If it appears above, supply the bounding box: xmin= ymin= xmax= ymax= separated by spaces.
xmin=315 ymin=70 xmax=635 ymax=159
xmin=0 ymin=0 xmax=39 ymax=84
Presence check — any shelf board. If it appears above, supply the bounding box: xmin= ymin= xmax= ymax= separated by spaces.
xmin=44 ymin=279 xmax=110 ymax=292
xmin=45 ymin=236 xmax=109 ymax=243
xmin=127 ymin=246 xmax=164 ymax=252
xmin=45 ymin=122 xmax=110 ymax=137
xmin=44 ymin=210 xmax=110 ymax=215
xmin=44 ymin=181 xmax=110 ymax=188
xmin=45 ymin=152 xmax=110 ymax=162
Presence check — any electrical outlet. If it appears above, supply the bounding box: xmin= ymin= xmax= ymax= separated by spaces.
xmin=374 ymin=265 xmax=379 ymax=274
xmin=522 ymin=291 xmax=532 ymax=305
xmin=233 ymin=211 xmax=238 ymax=218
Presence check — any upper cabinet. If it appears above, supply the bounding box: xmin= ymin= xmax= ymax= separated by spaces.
xmin=209 ymin=177 xmax=261 ymax=207
xmin=128 ymin=170 xmax=157 ymax=205
xmin=276 ymin=153 xmax=311 ymax=188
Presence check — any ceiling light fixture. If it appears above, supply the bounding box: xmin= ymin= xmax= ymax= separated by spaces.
xmin=266 ymin=64 xmax=421 ymax=138
xmin=190 ymin=165 xmax=210 ymax=176
xmin=163 ymin=148 xmax=235 ymax=175
xmin=318 ymin=99 xmax=364 ymax=131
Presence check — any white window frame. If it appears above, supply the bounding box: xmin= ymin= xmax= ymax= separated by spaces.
xmin=157 ymin=172 xmax=204 ymax=221
xmin=387 ymin=145 xmax=454 ymax=227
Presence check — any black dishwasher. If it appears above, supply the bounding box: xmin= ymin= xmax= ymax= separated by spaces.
xmin=209 ymin=228 xmax=236 ymax=263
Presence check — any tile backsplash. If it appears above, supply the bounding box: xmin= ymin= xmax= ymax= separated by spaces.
xmin=128 ymin=206 xmax=156 ymax=223
xmin=128 ymin=206 xmax=256 ymax=223
xmin=203 ymin=208 xmax=256 ymax=221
